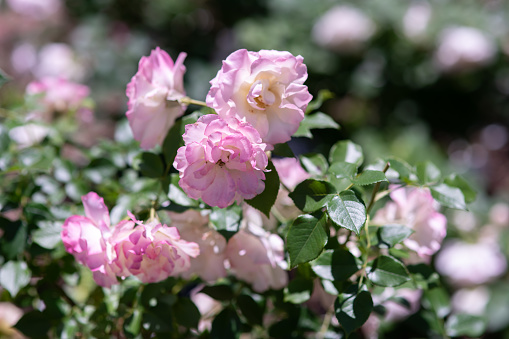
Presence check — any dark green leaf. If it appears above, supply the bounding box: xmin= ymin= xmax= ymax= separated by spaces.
xmin=284 ymin=277 xmax=314 ymax=304
xmin=306 ymin=89 xmax=334 ymax=113
xmin=287 ymin=214 xmax=328 ymax=268
xmin=289 ymin=179 xmax=336 ymax=213
xmin=445 ymin=314 xmax=486 ymax=337
xmin=335 ymin=290 xmax=373 ymax=336
xmin=0 ymin=261 xmax=31 ymax=296
xmin=294 ymin=112 xmax=340 ymax=138
xmin=329 ymin=140 xmax=363 ymax=167
xmin=299 ymin=153 xmax=328 ymax=176
xmin=0 ymin=218 xmax=26 ymax=259
xmin=173 ymin=297 xmax=200 ymax=329
xmin=246 ymin=160 xmax=280 ymax=218
xmin=0 ymin=68 xmax=10 ymax=87
xmin=237 ymin=294 xmax=263 ymax=326
xmin=444 ymin=174 xmax=476 ymax=203
xmin=351 ymin=170 xmax=388 ymax=186
xmin=430 ymin=183 xmax=467 ymax=210
xmin=162 ymin=119 xmax=183 ymax=165
xmin=376 ymin=225 xmax=414 ymax=248
xmin=33 ymin=221 xmax=63 ymax=249
xmin=416 ymin=161 xmax=441 ymax=184
xmin=200 ymin=284 xmax=234 ymax=301
xmin=211 ymin=307 xmax=241 ymax=339
xmin=368 ymin=255 xmax=410 ymax=287
xmin=272 ymin=143 xmax=295 ymax=158
xmin=328 ymin=161 xmax=357 ymax=179
xmin=139 ymin=152 xmax=164 ymax=178
xmin=327 ymin=190 xmax=366 ymax=234
xmin=210 ymin=204 xmax=242 ymax=240
xmin=14 ymin=310 xmax=51 ymax=338
xmin=422 ymin=287 xmax=451 ymax=318
xmin=311 ymin=249 xmax=359 ymax=282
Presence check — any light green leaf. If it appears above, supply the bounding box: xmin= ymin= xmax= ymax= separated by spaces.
xmin=246 ymin=160 xmax=280 ymax=218
xmin=386 ymin=157 xmax=414 ymax=181
xmin=351 ymin=170 xmax=388 ymax=186
xmin=422 ymin=287 xmax=451 ymax=318
xmin=444 ymin=174 xmax=476 ymax=203
xmin=299 ymin=153 xmax=328 ymax=176
xmin=210 ymin=205 xmax=242 ymax=240
xmin=328 ymin=161 xmax=357 ymax=179
xmin=305 ymin=89 xmax=334 ymax=113
xmin=416 ymin=161 xmax=441 ymax=184
xmin=284 ymin=277 xmax=314 ymax=304
xmin=430 ymin=183 xmax=467 ymax=210
xmin=376 ymin=225 xmax=414 ymax=248
xmin=33 ymin=221 xmax=62 ymax=249
xmin=368 ymin=255 xmax=410 ymax=287
xmin=0 ymin=261 xmax=31 ymax=296
xmin=329 ymin=140 xmax=364 ymax=167
xmin=294 ymin=112 xmax=340 ymax=138
xmin=289 ymin=179 xmax=336 ymax=213
xmin=287 ymin=214 xmax=328 ymax=268
xmin=445 ymin=314 xmax=486 ymax=337
xmin=327 ymin=190 xmax=366 ymax=234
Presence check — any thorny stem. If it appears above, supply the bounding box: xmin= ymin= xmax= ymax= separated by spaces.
xmin=178 ymin=97 xmax=209 ymax=107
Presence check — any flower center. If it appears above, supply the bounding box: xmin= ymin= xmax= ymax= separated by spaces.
xmin=247 ymin=79 xmax=276 ymax=111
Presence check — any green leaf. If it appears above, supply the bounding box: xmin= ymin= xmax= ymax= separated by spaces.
xmin=284 ymin=277 xmax=314 ymax=304
xmin=351 ymin=170 xmax=388 ymax=186
xmin=368 ymin=255 xmax=410 ymax=287
xmin=237 ymin=294 xmax=263 ymax=326
xmin=124 ymin=308 xmax=143 ymax=337
xmin=289 ymin=179 xmax=336 ymax=213
xmin=306 ymin=89 xmax=334 ymax=113
xmin=311 ymin=249 xmax=359 ymax=282
xmin=0 ymin=68 xmax=10 ymax=87
xmin=328 ymin=161 xmax=357 ymax=179
xmin=272 ymin=143 xmax=295 ymax=158
xmin=287 ymin=214 xmax=328 ymax=268
xmin=445 ymin=314 xmax=486 ymax=337
xmin=376 ymin=225 xmax=414 ymax=248
xmin=211 ymin=307 xmax=241 ymax=339
xmin=422 ymin=287 xmax=451 ymax=318
xmin=14 ymin=310 xmax=51 ymax=338
xmin=83 ymin=158 xmax=117 ymax=184
xmin=386 ymin=157 xmax=414 ymax=181
xmin=210 ymin=204 xmax=241 ymax=240
xmin=416 ymin=161 xmax=441 ymax=185
xmin=430 ymin=183 xmax=467 ymax=210
xmin=0 ymin=261 xmax=31 ymax=296
xmin=327 ymin=190 xmax=366 ymax=234
xmin=294 ymin=112 xmax=340 ymax=138
xmin=246 ymin=160 xmax=280 ymax=218
xmin=0 ymin=218 xmax=27 ymax=259
xmin=139 ymin=152 xmax=164 ymax=178
xmin=444 ymin=174 xmax=476 ymax=203
xmin=33 ymin=221 xmax=63 ymax=249
xmin=168 ymin=173 xmax=199 ymax=207
xmin=329 ymin=140 xmax=363 ymax=167
xmin=162 ymin=119 xmax=183 ymax=165
xmin=299 ymin=153 xmax=328 ymax=176
xmin=200 ymin=284 xmax=235 ymax=301
xmin=335 ymin=290 xmax=373 ymax=336
xmin=173 ymin=297 xmax=200 ymax=329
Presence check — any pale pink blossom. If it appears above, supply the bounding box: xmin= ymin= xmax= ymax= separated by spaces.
xmin=206 ymin=49 xmax=312 ymax=146
xmin=61 ymin=192 xmax=120 ymax=287
xmin=372 ymin=187 xmax=447 ymax=257
xmin=191 ymin=291 xmax=222 ymax=332
xmin=8 ymin=124 xmax=49 ymax=148
xmin=6 ymin=0 xmax=61 ymax=20
xmin=402 ymin=1 xmax=432 ymax=41
xmin=312 ymin=6 xmax=376 ymax=54
xmin=226 ymin=229 xmax=287 ymax=292
xmin=0 ymin=302 xmax=25 ymax=339
xmin=272 ymin=157 xmax=310 ymax=190
xmin=169 ymin=210 xmax=227 ymax=282
xmin=26 ymin=77 xmax=91 ymax=121
xmin=435 ymin=27 xmax=496 ymax=73
xmin=126 ymin=47 xmax=187 ymax=149
xmin=110 ymin=212 xmax=200 ymax=283
xmin=174 ymin=114 xmax=268 ymax=208
xmin=435 ymin=240 xmax=507 ymax=287
xmin=451 ymin=287 xmax=490 ymax=316
xmin=33 ymin=43 xmax=85 ymax=81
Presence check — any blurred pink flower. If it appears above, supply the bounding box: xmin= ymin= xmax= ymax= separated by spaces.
xmin=435 ymin=27 xmax=496 ymax=73
xmin=435 ymin=240 xmax=507 ymax=287
xmin=272 ymin=157 xmax=310 ymax=190
xmin=6 ymin=0 xmax=61 ymax=20
xmin=174 ymin=114 xmax=268 ymax=208
xmin=312 ymin=6 xmax=376 ymax=54
xmin=226 ymin=229 xmax=287 ymax=292
xmin=33 ymin=43 xmax=85 ymax=81
xmin=61 ymin=192 xmax=120 ymax=287
xmin=0 ymin=302 xmax=25 ymax=339
xmin=126 ymin=47 xmax=187 ymax=149
xmin=169 ymin=210 xmax=227 ymax=282
xmin=372 ymin=187 xmax=447 ymax=257
xmin=110 ymin=213 xmax=200 ymax=283
xmin=206 ymin=49 xmax=312 ymax=146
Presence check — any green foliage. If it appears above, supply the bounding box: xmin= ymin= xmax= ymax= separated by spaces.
xmin=335 ymin=289 xmax=373 ymax=336
xmin=367 ymin=255 xmax=411 ymax=287
xmin=311 ymin=249 xmax=359 ymax=282
xmin=445 ymin=314 xmax=486 ymax=338
xmin=289 ymin=179 xmax=336 ymax=213
xmin=430 ymin=183 xmax=467 ymax=210
xmin=246 ymin=160 xmax=280 ymax=218
xmin=294 ymin=111 xmax=340 ymax=138
xmin=329 ymin=140 xmax=364 ymax=168
xmin=0 ymin=261 xmax=31 ymax=297
xmin=327 ymin=190 xmax=366 ymax=234
xmin=287 ymin=214 xmax=328 ymax=268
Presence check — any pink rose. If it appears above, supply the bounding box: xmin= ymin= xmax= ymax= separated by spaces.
xmin=168 ymin=210 xmax=227 ymax=282
xmin=61 ymin=192 xmax=120 ymax=287
xmin=110 ymin=213 xmax=200 ymax=284
xmin=372 ymin=187 xmax=447 ymax=257
xmin=272 ymin=157 xmax=310 ymax=190
xmin=173 ymin=114 xmax=268 ymax=208
xmin=206 ymin=49 xmax=312 ymax=146
xmin=126 ymin=47 xmax=187 ymax=149
xmin=226 ymin=229 xmax=288 ymax=292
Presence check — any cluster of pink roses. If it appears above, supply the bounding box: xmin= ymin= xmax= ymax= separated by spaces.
xmin=61 ymin=192 xmax=200 ymax=287
xmin=126 ymin=47 xmax=312 ymax=208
